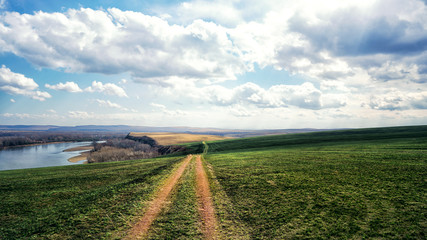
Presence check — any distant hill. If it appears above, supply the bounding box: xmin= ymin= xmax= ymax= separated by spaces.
xmin=0 ymin=124 xmax=344 ymax=137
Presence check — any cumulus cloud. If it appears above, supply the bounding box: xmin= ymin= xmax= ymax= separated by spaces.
xmin=0 ymin=65 xmax=38 ymax=89
xmin=95 ymin=99 xmax=135 ymax=112
xmin=227 ymin=105 xmax=257 ymax=117
xmin=0 ymin=8 xmax=248 ymax=83
xmin=85 ymin=81 xmax=127 ymax=97
xmin=2 ymin=113 xmax=31 ymax=118
xmin=200 ymin=82 xmax=344 ymax=110
xmin=286 ymin=0 xmax=427 ymax=56
xmin=0 ymin=0 xmax=426 ymax=122
xmin=10 ymin=98 xmax=14 ymax=102
xmin=0 ymin=65 xmax=51 ymax=101
xmin=45 ymin=81 xmax=82 ymax=92
xmin=174 ymin=0 xmax=243 ymax=26
xmin=44 ymin=80 xmax=128 ymax=97
xmin=365 ymin=90 xmax=427 ymax=111
xmin=150 ymin=102 xmax=187 ymax=116
xmin=68 ymin=111 xmax=94 ymax=119
xmin=96 ymin=99 xmax=122 ymax=109
xmin=150 ymin=103 xmax=167 ymax=109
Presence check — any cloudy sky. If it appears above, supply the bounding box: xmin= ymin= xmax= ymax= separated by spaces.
xmin=0 ymin=0 xmax=426 ymax=129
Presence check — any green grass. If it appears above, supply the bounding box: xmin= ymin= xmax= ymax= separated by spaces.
xmin=203 ymin=126 xmax=427 ymax=239
xmin=0 ymin=157 xmax=183 ymax=239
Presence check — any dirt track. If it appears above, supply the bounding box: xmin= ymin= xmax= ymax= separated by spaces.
xmin=126 ymin=155 xmax=192 ymax=239
xmin=127 ymin=154 xmax=217 ymax=239
xmin=195 ymin=155 xmax=217 ymax=239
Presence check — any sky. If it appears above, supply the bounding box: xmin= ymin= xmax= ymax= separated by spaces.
xmin=0 ymin=0 xmax=426 ymax=129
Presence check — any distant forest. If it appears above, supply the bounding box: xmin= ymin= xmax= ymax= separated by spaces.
xmin=0 ymin=131 xmax=125 ymax=149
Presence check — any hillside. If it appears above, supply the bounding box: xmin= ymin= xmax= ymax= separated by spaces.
xmin=0 ymin=125 xmax=426 ymax=239
xmin=182 ymin=125 xmax=427 ymax=154
xmin=199 ymin=125 xmax=427 ymax=239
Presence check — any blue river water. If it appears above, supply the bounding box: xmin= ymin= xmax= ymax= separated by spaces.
xmin=0 ymin=142 xmax=92 ymax=171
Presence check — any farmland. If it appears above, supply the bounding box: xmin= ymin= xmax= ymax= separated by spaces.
xmin=0 ymin=125 xmax=426 ymax=239
xmin=128 ymin=132 xmax=230 ymax=145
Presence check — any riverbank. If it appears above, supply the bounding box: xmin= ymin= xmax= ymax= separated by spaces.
xmin=64 ymin=145 xmax=93 ymax=163
xmin=67 ymin=151 xmax=90 ymax=163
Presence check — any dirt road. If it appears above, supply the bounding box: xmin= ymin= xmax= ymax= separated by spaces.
xmin=195 ymin=155 xmax=217 ymax=239
xmin=126 ymin=154 xmax=192 ymax=239
xmin=127 ymin=154 xmax=217 ymax=239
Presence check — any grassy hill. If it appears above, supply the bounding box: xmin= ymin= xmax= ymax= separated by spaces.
xmin=202 ymin=126 xmax=427 ymax=239
xmin=0 ymin=125 xmax=426 ymax=239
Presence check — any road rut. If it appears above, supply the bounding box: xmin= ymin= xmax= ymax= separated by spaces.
xmin=196 ymin=155 xmax=217 ymax=239
xmin=126 ymin=154 xmax=192 ymax=239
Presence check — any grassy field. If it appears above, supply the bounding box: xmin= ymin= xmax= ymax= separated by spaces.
xmin=128 ymin=132 xmax=229 ymax=145
xmin=0 ymin=125 xmax=426 ymax=239
xmin=0 ymin=156 xmax=185 ymax=239
xmin=202 ymin=126 xmax=427 ymax=239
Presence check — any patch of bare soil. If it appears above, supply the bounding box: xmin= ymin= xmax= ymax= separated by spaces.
xmin=196 ymin=155 xmax=217 ymax=239
xmin=126 ymin=155 xmax=192 ymax=239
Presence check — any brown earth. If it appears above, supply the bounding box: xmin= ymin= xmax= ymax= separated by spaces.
xmin=126 ymin=155 xmax=193 ymax=239
xmin=195 ymin=155 xmax=217 ymax=239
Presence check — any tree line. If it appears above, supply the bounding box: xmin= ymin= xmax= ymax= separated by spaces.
xmin=0 ymin=131 xmax=125 ymax=149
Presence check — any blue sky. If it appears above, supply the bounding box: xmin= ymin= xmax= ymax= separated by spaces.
xmin=0 ymin=0 xmax=426 ymax=129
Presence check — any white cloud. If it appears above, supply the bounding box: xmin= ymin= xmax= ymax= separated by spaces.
xmin=45 ymin=81 xmax=82 ymax=92
xmin=0 ymin=0 xmax=6 ymax=9
xmin=119 ymin=78 xmax=127 ymax=84
xmin=10 ymin=98 xmax=14 ymax=103
xmin=0 ymin=8 xmax=248 ymax=84
xmin=150 ymin=103 xmax=167 ymax=110
xmin=0 ymin=65 xmax=51 ymax=101
xmin=366 ymin=90 xmax=427 ymax=111
xmin=2 ymin=113 xmax=30 ymax=118
xmin=150 ymin=102 xmax=187 ymax=116
xmin=44 ymin=80 xmax=129 ymax=97
xmin=175 ymin=0 xmax=243 ymax=26
xmin=0 ymin=65 xmax=38 ymax=90
xmin=0 ymin=1 xmax=426 ymax=128
xmin=96 ymin=99 xmax=122 ymax=109
xmin=68 ymin=111 xmax=94 ymax=119
xmin=197 ymin=82 xmax=344 ymax=110
xmin=228 ymin=105 xmax=257 ymax=117
xmin=95 ymin=99 xmax=135 ymax=112
xmin=85 ymin=81 xmax=128 ymax=97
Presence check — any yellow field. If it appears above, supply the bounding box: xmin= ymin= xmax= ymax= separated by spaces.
xmin=128 ymin=132 xmax=230 ymax=145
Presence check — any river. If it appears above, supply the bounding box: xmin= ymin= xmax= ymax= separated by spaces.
xmin=0 ymin=142 xmax=93 ymax=171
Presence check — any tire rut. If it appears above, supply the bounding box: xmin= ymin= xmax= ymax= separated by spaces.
xmin=126 ymin=154 xmax=192 ymax=239
xmin=195 ymin=155 xmax=217 ymax=239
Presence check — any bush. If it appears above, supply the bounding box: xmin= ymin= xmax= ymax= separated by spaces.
xmin=87 ymin=146 xmax=159 ymax=163
xmin=87 ymin=136 xmax=185 ymax=163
